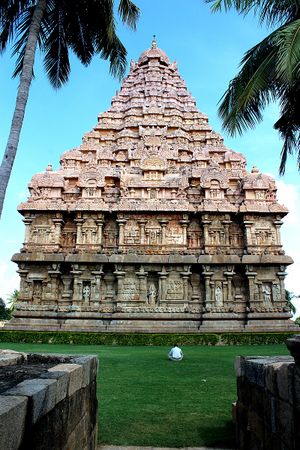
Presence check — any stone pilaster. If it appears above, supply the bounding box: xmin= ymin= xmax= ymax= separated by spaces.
xmin=117 ymin=219 xmax=126 ymax=246
xmin=202 ymin=216 xmax=211 ymax=252
xmin=17 ymin=267 xmax=29 ymax=300
xmin=96 ymin=219 xmax=104 ymax=247
xmin=137 ymin=220 xmax=147 ymax=245
xmin=114 ymin=267 xmax=126 ymax=302
xmin=224 ymin=266 xmax=235 ymax=302
xmin=61 ymin=275 xmax=73 ymax=302
xmin=52 ymin=216 xmax=64 ymax=246
xmin=202 ymin=265 xmax=214 ymax=309
xmin=273 ymin=218 xmax=283 ymax=246
xmin=222 ymin=218 xmax=232 ymax=246
xmin=136 ymin=266 xmax=148 ymax=303
xmin=75 ymin=217 xmax=84 ymax=247
xmin=22 ymin=216 xmax=33 ymax=249
xmin=91 ymin=266 xmax=104 ymax=302
xmin=276 ymin=266 xmax=287 ymax=305
xmin=47 ymin=263 xmax=61 ymax=301
xmin=180 ymin=216 xmax=189 ymax=246
xmin=243 ymin=220 xmax=254 ymax=250
xmin=158 ymin=266 xmax=169 ymax=303
xmin=245 ymin=265 xmax=257 ymax=309
xmin=180 ymin=267 xmax=192 ymax=303
xmin=158 ymin=220 xmax=168 ymax=245
xmin=71 ymin=265 xmax=83 ymax=302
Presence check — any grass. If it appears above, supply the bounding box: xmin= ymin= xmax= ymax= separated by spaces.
xmin=0 ymin=342 xmax=289 ymax=448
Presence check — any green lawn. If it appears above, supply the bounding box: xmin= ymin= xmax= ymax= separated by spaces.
xmin=0 ymin=342 xmax=289 ymax=448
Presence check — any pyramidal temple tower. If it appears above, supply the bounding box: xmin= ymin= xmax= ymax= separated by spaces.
xmin=10 ymin=39 xmax=295 ymax=332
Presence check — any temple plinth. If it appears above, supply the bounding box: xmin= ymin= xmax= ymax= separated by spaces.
xmin=8 ymin=41 xmax=295 ymax=332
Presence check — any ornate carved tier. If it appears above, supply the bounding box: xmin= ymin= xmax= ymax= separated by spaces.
xmin=9 ymin=39 xmax=296 ymax=332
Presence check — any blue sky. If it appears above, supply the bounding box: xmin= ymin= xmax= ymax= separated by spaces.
xmin=0 ymin=0 xmax=299 ymax=313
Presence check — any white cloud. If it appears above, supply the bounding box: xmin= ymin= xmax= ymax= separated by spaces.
xmin=276 ymin=179 xmax=300 ymax=317
xmin=0 ymin=260 xmax=19 ymax=304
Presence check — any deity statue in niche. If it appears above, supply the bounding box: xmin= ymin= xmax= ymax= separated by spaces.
xmin=147 ymin=283 xmax=157 ymax=306
xmin=262 ymin=284 xmax=272 ymax=305
xmin=83 ymin=285 xmax=91 ymax=301
xmin=209 ymin=180 xmax=223 ymax=199
xmin=103 ymin=220 xmax=118 ymax=247
xmin=215 ymin=282 xmax=223 ymax=306
xmin=33 ymin=281 xmax=42 ymax=302
xmin=273 ymin=284 xmax=281 ymax=301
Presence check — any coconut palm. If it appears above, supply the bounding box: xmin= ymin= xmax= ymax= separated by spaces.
xmin=0 ymin=0 xmax=139 ymax=219
xmin=207 ymin=0 xmax=300 ymax=174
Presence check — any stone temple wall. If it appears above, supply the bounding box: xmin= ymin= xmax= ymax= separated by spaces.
xmin=8 ymin=38 xmax=295 ymax=332
xmin=0 ymin=350 xmax=98 ymax=450
xmin=234 ymin=336 xmax=300 ymax=450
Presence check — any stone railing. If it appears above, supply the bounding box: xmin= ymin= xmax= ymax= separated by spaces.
xmin=235 ymin=335 xmax=300 ymax=450
xmin=0 ymin=350 xmax=98 ymax=450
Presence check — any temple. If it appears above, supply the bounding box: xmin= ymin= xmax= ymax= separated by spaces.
xmin=9 ymin=39 xmax=295 ymax=332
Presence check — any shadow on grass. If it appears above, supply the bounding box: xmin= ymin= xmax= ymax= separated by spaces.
xmin=197 ymin=420 xmax=236 ymax=449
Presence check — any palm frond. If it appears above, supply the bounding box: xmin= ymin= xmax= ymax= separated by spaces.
xmin=218 ymin=33 xmax=278 ymax=135
xmin=43 ymin=0 xmax=70 ymax=88
xmin=92 ymin=1 xmax=128 ymax=80
xmin=275 ymin=82 xmax=300 ymax=174
xmin=0 ymin=0 xmax=32 ymax=52
xmin=207 ymin=0 xmax=300 ymax=27
xmin=117 ymin=0 xmax=140 ymax=30
xmin=275 ymin=18 xmax=300 ymax=82
xmin=10 ymin=4 xmax=36 ymax=77
xmin=64 ymin=0 xmax=95 ymax=65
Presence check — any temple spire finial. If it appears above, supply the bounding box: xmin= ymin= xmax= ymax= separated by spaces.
xmin=152 ymin=34 xmax=157 ymax=49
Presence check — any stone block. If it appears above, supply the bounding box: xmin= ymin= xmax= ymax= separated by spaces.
xmin=244 ymin=358 xmax=269 ymax=387
xmin=235 ymin=356 xmax=245 ymax=377
xmin=265 ymin=363 xmax=278 ymax=396
xmin=3 ymin=378 xmax=57 ymax=424
xmin=64 ymin=400 xmax=89 ymax=450
xmin=276 ymin=362 xmax=294 ymax=403
xmin=0 ymin=350 xmax=25 ymax=367
xmin=40 ymin=370 xmax=69 ymax=404
xmin=70 ymin=356 xmax=98 ymax=387
xmin=0 ymin=395 xmax=28 ymax=450
xmin=293 ymin=366 xmax=300 ymax=409
xmin=264 ymin=392 xmax=277 ymax=433
xmin=276 ymin=398 xmax=294 ymax=447
xmin=48 ymin=363 xmax=82 ymax=396
xmin=247 ymin=408 xmax=265 ymax=442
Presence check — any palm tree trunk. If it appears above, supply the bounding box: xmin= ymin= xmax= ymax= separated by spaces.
xmin=0 ymin=0 xmax=47 ymax=219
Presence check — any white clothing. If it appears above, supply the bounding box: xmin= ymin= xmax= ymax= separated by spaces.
xmin=168 ymin=346 xmax=183 ymax=360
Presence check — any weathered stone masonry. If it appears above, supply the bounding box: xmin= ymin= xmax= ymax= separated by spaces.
xmin=0 ymin=350 xmax=98 ymax=450
xmin=234 ymin=336 xmax=300 ymax=450
xmin=9 ymin=39 xmax=295 ymax=332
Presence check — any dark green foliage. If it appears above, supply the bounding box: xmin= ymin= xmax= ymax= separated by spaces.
xmin=0 ymin=330 xmax=294 ymax=346
xmin=207 ymin=0 xmax=300 ymax=174
xmin=0 ymin=298 xmax=11 ymax=320
xmin=285 ymin=289 xmax=299 ymax=314
xmin=294 ymin=316 xmax=300 ymax=326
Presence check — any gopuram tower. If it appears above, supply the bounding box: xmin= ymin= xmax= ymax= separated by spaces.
xmin=10 ymin=39 xmax=294 ymax=332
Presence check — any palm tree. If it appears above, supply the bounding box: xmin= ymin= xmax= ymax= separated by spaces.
xmin=206 ymin=0 xmax=300 ymax=174
xmin=0 ymin=0 xmax=139 ymax=219
xmin=285 ymin=289 xmax=299 ymax=315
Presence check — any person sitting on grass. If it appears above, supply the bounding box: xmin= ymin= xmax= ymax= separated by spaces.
xmin=168 ymin=344 xmax=183 ymax=361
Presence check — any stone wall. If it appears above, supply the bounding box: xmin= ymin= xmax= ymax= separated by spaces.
xmin=235 ymin=336 xmax=300 ymax=450
xmin=0 ymin=350 xmax=98 ymax=450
